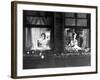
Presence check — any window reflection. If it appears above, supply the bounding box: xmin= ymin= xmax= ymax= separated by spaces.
xmin=25 ymin=28 xmax=51 ymax=51
xmin=77 ymin=19 xmax=87 ymax=26
xmin=64 ymin=28 xmax=90 ymax=53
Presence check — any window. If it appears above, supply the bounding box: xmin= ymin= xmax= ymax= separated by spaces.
xmin=23 ymin=11 xmax=53 ymax=54
xmin=64 ymin=12 xmax=91 ymax=53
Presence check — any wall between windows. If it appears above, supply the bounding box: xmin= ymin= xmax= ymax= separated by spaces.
xmin=0 ymin=0 xmax=99 ymax=80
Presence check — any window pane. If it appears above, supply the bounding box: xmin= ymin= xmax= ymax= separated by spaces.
xmin=64 ymin=28 xmax=91 ymax=53
xmin=65 ymin=13 xmax=75 ymax=17
xmin=65 ymin=19 xmax=75 ymax=26
xmin=77 ymin=19 xmax=87 ymax=26
xmin=77 ymin=13 xmax=87 ymax=18
xmin=24 ymin=28 xmax=51 ymax=51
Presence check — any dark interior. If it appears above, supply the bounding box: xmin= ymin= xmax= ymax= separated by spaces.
xmin=23 ymin=10 xmax=91 ymax=69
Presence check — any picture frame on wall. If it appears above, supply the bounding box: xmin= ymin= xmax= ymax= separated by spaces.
xmin=11 ymin=1 xmax=98 ymax=78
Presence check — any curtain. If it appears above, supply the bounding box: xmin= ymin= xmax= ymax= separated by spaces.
xmin=82 ymin=29 xmax=89 ymax=49
xmin=25 ymin=28 xmax=32 ymax=51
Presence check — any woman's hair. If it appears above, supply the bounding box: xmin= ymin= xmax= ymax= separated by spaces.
xmin=41 ymin=33 xmax=46 ymax=39
xmin=72 ymin=32 xmax=77 ymax=40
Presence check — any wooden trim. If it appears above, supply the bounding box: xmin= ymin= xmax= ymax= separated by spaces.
xmin=11 ymin=1 xmax=97 ymax=9
xmin=96 ymin=6 xmax=98 ymax=73
xmin=25 ymin=24 xmax=52 ymax=28
xmin=11 ymin=1 xmax=17 ymax=78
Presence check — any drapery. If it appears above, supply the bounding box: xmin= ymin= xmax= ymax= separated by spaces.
xmin=25 ymin=28 xmax=32 ymax=51
xmin=82 ymin=29 xmax=90 ymax=49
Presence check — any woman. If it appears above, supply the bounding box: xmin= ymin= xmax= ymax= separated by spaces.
xmin=37 ymin=33 xmax=50 ymax=59
xmin=38 ymin=33 xmax=50 ymax=50
xmin=69 ymin=33 xmax=82 ymax=51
